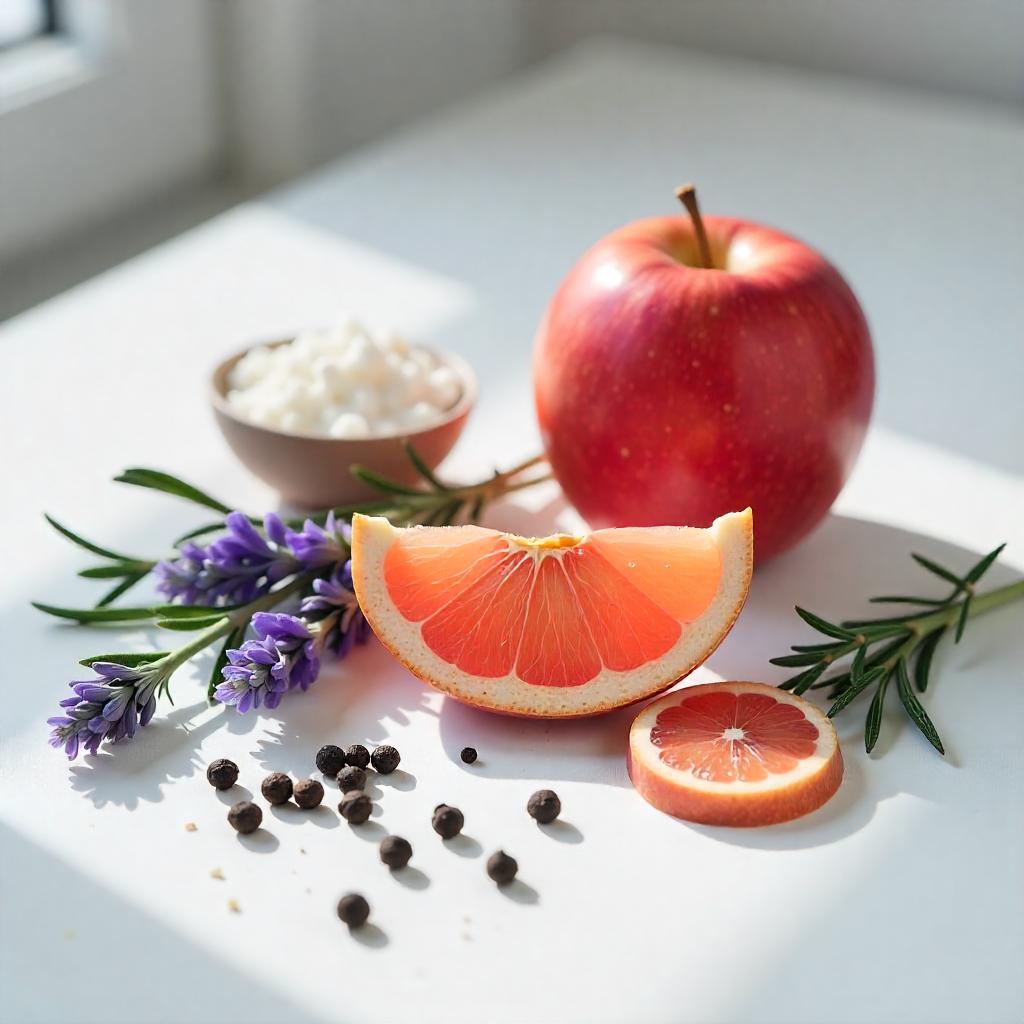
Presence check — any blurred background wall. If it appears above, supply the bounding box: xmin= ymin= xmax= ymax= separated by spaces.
xmin=2 ymin=0 xmax=1021 ymax=319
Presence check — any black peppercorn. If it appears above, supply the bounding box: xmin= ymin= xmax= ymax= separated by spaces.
xmin=293 ymin=778 xmax=324 ymax=809
xmin=431 ymin=803 xmax=464 ymax=839
xmin=370 ymin=744 xmax=401 ymax=774
xmin=336 ymin=892 xmax=370 ymax=928
xmin=486 ymin=849 xmax=518 ymax=885
xmin=260 ymin=772 xmax=293 ymax=805
xmin=339 ymin=791 xmax=373 ymax=824
xmin=379 ymin=835 xmax=413 ymax=869
xmin=315 ymin=744 xmax=346 ymax=776
xmin=460 ymin=746 xmax=478 ymax=764
xmin=337 ymin=765 xmax=367 ymax=793
xmin=206 ymin=758 xmax=239 ymax=790
xmin=227 ymin=800 xmax=262 ymax=834
xmin=527 ymin=789 xmax=561 ymax=824
xmin=345 ymin=743 xmax=370 ymax=769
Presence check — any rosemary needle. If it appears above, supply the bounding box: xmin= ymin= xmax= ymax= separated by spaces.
xmin=769 ymin=545 xmax=1024 ymax=756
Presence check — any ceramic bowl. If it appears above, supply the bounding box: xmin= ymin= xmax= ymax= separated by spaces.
xmin=210 ymin=337 xmax=477 ymax=508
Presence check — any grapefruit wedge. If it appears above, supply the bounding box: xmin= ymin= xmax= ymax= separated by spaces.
xmin=350 ymin=509 xmax=752 ymax=718
xmin=629 ymin=681 xmax=843 ymax=826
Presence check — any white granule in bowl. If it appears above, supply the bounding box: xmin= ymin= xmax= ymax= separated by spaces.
xmin=226 ymin=321 xmax=462 ymax=438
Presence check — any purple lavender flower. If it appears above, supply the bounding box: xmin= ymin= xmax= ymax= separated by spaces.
xmin=47 ymin=661 xmax=163 ymax=760
xmin=215 ymin=563 xmax=370 ymax=714
xmin=153 ymin=541 xmax=208 ymax=604
xmin=203 ymin=513 xmax=298 ymax=603
xmin=155 ymin=512 xmax=299 ymax=607
xmin=285 ymin=512 xmax=350 ymax=568
xmin=215 ymin=613 xmax=320 ymax=712
xmin=301 ymin=561 xmax=372 ymax=657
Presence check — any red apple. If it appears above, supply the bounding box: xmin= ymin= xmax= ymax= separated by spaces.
xmin=533 ymin=187 xmax=874 ymax=561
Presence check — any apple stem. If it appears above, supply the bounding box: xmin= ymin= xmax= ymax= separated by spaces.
xmin=675 ymin=184 xmax=714 ymax=269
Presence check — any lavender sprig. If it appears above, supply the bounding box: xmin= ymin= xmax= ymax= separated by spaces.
xmin=155 ymin=513 xmax=299 ymax=606
xmin=48 ymin=661 xmax=165 ymax=758
xmin=38 ymin=446 xmax=551 ymax=760
xmin=44 ymin=572 xmax=315 ymax=759
xmin=154 ymin=511 xmax=351 ymax=608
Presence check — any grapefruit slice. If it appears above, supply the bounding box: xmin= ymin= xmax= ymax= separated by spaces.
xmin=350 ymin=509 xmax=752 ymax=718
xmin=628 ymin=681 xmax=843 ymax=826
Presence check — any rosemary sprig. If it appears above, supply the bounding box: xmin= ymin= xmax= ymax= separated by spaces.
xmin=348 ymin=447 xmax=550 ymax=527
xmin=770 ymin=545 xmax=1024 ymax=756
xmin=42 ymin=443 xmax=551 ymax=608
xmin=172 ymin=449 xmax=550 ymax=543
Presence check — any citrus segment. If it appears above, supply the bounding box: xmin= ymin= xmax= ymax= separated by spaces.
xmin=383 ymin=525 xmax=506 ymax=621
xmin=629 ymin=681 xmax=843 ymax=825
xmin=351 ymin=508 xmax=753 ymax=718
xmin=588 ymin=527 xmax=721 ymax=622
xmin=516 ymin=556 xmax=602 ymax=687
xmin=419 ymin=552 xmax=533 ymax=677
xmin=561 ymin=546 xmax=681 ymax=671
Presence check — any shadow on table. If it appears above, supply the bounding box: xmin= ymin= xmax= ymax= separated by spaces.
xmin=59 ymin=494 xmax=1022 ymax=851
xmin=67 ymin=697 xmax=261 ymax=809
xmin=437 ymin=503 xmax=1023 ymax=850
xmin=244 ymin=490 xmax=583 ymax=783
xmin=64 ymin=636 xmax=434 ymax=809
xmin=248 ymin=640 xmax=437 ymax=780
xmin=690 ymin=513 xmax=1022 ymax=850
xmin=47 ymin=491 xmax=562 ymax=812
xmin=0 ymin=823 xmax=328 ymax=1024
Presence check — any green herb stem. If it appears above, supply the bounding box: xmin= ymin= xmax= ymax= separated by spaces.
xmin=951 ymin=576 xmax=1024 ymax=619
xmin=874 ymin=577 xmax=1024 ymax=674
xmin=772 ymin=545 xmax=1023 ymax=756
xmin=349 ymin=449 xmax=550 ymax=526
xmin=157 ymin=571 xmax=318 ymax=676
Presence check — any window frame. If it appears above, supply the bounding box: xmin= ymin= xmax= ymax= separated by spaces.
xmin=0 ymin=0 xmax=59 ymax=52
xmin=0 ymin=0 xmax=224 ymax=266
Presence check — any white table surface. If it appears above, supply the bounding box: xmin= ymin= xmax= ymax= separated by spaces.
xmin=2 ymin=39 xmax=1023 ymax=1024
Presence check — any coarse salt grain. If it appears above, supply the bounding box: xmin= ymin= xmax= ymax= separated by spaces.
xmin=226 ymin=320 xmax=461 ymax=438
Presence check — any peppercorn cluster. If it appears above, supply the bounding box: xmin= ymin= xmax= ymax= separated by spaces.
xmin=203 ymin=744 xmax=566 ymax=932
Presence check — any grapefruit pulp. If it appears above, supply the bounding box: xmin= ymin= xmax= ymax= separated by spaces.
xmin=629 ymin=681 xmax=843 ymax=825
xmin=350 ymin=509 xmax=752 ymax=717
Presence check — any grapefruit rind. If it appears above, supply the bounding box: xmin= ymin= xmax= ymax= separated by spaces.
xmin=351 ymin=509 xmax=753 ymax=718
xmin=628 ymin=681 xmax=844 ymax=826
